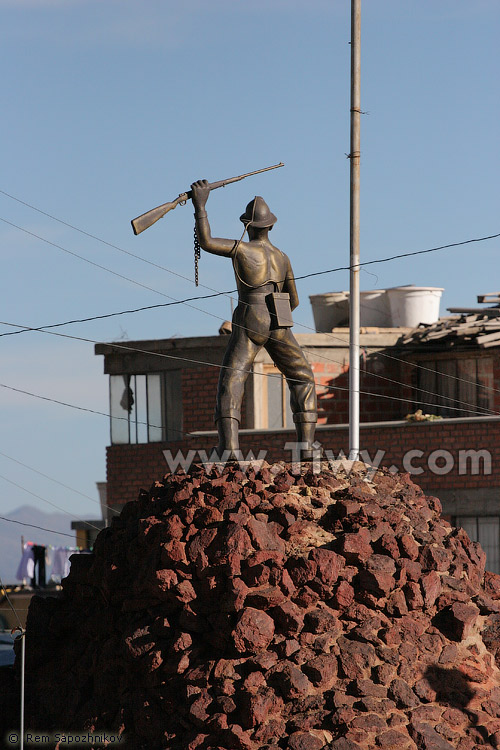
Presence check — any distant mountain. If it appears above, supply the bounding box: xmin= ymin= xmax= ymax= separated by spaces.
xmin=0 ymin=505 xmax=74 ymax=585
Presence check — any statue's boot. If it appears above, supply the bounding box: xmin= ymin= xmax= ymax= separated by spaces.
xmin=293 ymin=412 xmax=319 ymax=461
xmin=215 ymin=417 xmax=240 ymax=462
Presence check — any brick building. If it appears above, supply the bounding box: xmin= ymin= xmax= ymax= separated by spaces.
xmin=95 ymin=306 xmax=500 ymax=572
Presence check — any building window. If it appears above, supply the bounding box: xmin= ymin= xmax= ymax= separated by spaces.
xmin=260 ymin=365 xmax=294 ymax=429
xmin=453 ymin=515 xmax=499 ymax=574
xmin=415 ymin=357 xmax=492 ymax=418
xmin=109 ymin=372 xmax=182 ymax=444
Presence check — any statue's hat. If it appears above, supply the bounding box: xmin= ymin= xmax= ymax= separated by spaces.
xmin=239 ymin=196 xmax=277 ymax=228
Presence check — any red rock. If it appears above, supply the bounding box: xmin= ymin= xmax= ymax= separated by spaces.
xmin=245 ymin=585 xmax=286 ymax=610
xmin=374 ymin=663 xmax=397 ymax=684
xmin=309 ymin=547 xmax=344 ymax=585
xmin=155 ymin=568 xmax=178 ymax=591
xmin=414 ymin=678 xmax=437 ymax=702
xmin=400 ymin=533 xmax=420 ymax=560
xmin=186 ymin=528 xmax=218 ymax=562
xmin=222 ymin=577 xmax=249 ymax=611
xmin=232 ymin=607 xmax=275 ymax=653
xmin=409 ymin=721 xmax=455 ymax=750
xmin=353 ymin=678 xmax=388 ymax=698
xmin=304 ymin=608 xmax=340 ymax=634
xmin=271 ymin=661 xmax=312 ymax=699
xmin=451 ymin=601 xmax=480 ymax=639
xmin=288 ymin=731 xmax=325 ymax=750
xmin=337 ymin=637 xmax=378 ymax=679
xmin=358 ymin=569 xmax=395 ymax=598
xmin=302 ymin=653 xmax=338 ymax=686
xmin=293 ymin=585 xmax=320 ymax=608
xmin=376 ymin=729 xmax=414 ymax=749
xmin=388 ymin=678 xmax=420 ymax=708
xmin=366 ymin=558 xmax=398 ymax=582
xmin=252 ymin=717 xmax=286 ymax=743
xmin=333 ymin=581 xmax=355 ymax=608
xmin=352 ymin=713 xmax=387 ymax=732
xmin=484 ymin=571 xmax=500 ymax=600
xmin=240 ymin=687 xmax=282 ymax=728
xmin=386 ymin=588 xmax=408 ymax=617
xmin=246 ymin=517 xmax=286 ymax=553
xmin=221 ymin=524 xmax=254 ymax=558
xmin=271 ymin=600 xmax=305 ymax=635
xmin=287 ymin=556 xmax=318 ymax=587
xmin=280 ymin=568 xmax=297 ymax=596
xmin=194 ymin=506 xmax=223 ymax=526
xmin=221 ymin=723 xmax=256 ymax=750
xmin=420 ymin=544 xmax=452 ymax=572
xmin=405 ymin=581 xmax=424 ymax=610
xmin=399 ymin=558 xmax=423 ymax=582
xmin=242 ymin=562 xmax=270 ymax=586
xmin=162 ymin=539 xmax=188 ymax=566
xmin=175 ymin=579 xmax=196 ymax=603
xmin=276 ymin=638 xmax=300 ymax=658
xmin=374 ymin=533 xmax=400 ymax=559
xmin=421 ymin=571 xmax=441 ymax=608
xmin=340 ymin=528 xmax=373 ymax=564
xmin=329 ymin=739 xmax=363 ymax=750
xmin=189 ymin=689 xmax=212 ymax=726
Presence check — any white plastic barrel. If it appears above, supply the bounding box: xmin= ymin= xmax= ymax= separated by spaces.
xmin=386 ymin=286 xmax=444 ymax=327
xmin=360 ymin=290 xmax=391 ymax=327
xmin=309 ymin=292 xmax=349 ymax=331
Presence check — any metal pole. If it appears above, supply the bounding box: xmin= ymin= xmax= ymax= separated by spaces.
xmin=20 ymin=631 xmax=25 ymax=750
xmin=349 ymin=0 xmax=361 ymax=461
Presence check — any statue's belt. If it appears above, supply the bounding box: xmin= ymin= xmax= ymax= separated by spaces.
xmin=238 ymin=291 xmax=293 ymax=328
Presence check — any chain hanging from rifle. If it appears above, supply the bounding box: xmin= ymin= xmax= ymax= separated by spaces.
xmin=194 ymin=226 xmax=201 ymax=286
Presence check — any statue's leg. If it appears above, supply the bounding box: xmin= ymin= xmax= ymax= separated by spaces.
xmin=215 ymin=325 xmax=260 ymax=458
xmin=266 ymin=330 xmax=318 ymax=459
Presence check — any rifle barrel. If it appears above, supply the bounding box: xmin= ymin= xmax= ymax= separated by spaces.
xmin=184 ymin=162 xmax=284 ymax=199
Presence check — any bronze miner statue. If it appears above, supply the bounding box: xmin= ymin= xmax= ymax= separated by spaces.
xmin=191 ymin=179 xmax=318 ymax=461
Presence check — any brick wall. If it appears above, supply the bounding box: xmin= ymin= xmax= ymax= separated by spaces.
xmin=106 ymin=416 xmax=500 ymax=510
xmin=315 ymin=352 xmax=411 ymax=425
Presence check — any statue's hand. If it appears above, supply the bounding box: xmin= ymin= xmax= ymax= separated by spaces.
xmin=191 ymin=179 xmax=210 ymax=210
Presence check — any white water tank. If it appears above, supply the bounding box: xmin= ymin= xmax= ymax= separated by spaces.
xmin=386 ymin=286 xmax=444 ymax=327
xmin=359 ymin=290 xmax=392 ymax=327
xmin=309 ymin=292 xmax=349 ymax=331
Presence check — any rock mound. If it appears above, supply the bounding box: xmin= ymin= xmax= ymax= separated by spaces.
xmin=22 ymin=462 xmax=500 ymax=749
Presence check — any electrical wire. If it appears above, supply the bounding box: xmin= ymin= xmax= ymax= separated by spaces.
xmin=0 ymin=515 xmax=75 ymax=539
xmin=1 ymin=188 xmax=498 ymax=284
xmin=1 ymin=308 xmax=497 ymax=418
xmin=0 ymin=321 xmax=497 ymax=418
xmin=0 ymin=473 xmax=103 ymax=533
xmin=1 ymin=205 xmax=499 ymax=407
xmin=0 ymin=449 xmax=120 ymax=517
xmin=1 ymin=289 xmax=497 ymax=413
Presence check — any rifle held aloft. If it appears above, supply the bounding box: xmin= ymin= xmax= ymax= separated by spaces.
xmin=131 ymin=162 xmax=284 ymax=235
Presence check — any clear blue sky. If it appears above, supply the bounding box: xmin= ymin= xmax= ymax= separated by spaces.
xmin=0 ymin=0 xmax=498 ymax=523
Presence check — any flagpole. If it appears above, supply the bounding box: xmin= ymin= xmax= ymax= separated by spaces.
xmin=349 ymin=0 xmax=361 ymax=460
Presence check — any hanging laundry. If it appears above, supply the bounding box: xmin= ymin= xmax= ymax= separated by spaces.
xmin=16 ymin=543 xmax=34 ymax=581
xmin=32 ymin=545 xmax=47 ymax=588
xmin=51 ymin=547 xmax=73 ymax=581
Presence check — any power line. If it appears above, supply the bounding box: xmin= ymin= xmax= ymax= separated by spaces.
xmin=0 ymin=515 xmax=75 ymax=539
xmin=0 ymin=188 xmax=206 ymax=288
xmin=0 ymin=322 xmax=496 ymax=418
xmin=0 ymin=450 xmax=120 ymax=517
xmin=2 ymin=287 xmax=498 ymax=410
xmin=1 ymin=187 xmax=498 ymax=283
xmin=2 ymin=206 xmax=499 ymax=407
xmin=0 ymin=309 xmax=497 ymax=418
xmin=0 ymin=473 xmax=103 ymax=533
